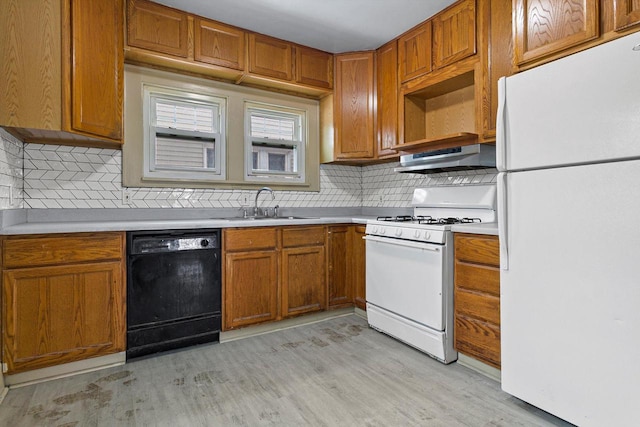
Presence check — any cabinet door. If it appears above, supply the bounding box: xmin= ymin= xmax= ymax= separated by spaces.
xmin=334 ymin=52 xmax=375 ymax=159
xmin=432 ymin=0 xmax=477 ymax=69
xmin=398 ymin=21 xmax=432 ymax=83
xmin=2 ymin=262 xmax=125 ymax=374
xmin=514 ymin=0 xmax=599 ymax=65
xmin=67 ymin=0 xmax=123 ymax=141
xmin=614 ymin=0 xmax=640 ymax=31
xmin=194 ymin=18 xmax=245 ymax=70
xmin=352 ymin=225 xmax=366 ymax=311
xmin=281 ymin=246 xmax=325 ymax=317
xmin=327 ymin=226 xmax=352 ymax=307
xmin=248 ymin=34 xmax=293 ymax=81
xmin=126 ymin=0 xmax=189 ymax=58
xmin=224 ymin=250 xmax=278 ymax=330
xmin=376 ymin=40 xmax=399 ymax=158
xmin=295 ymin=46 xmax=333 ymax=89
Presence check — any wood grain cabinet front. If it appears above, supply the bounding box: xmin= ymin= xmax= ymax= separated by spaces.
xmin=327 ymin=225 xmax=352 ymax=308
xmin=398 ymin=21 xmax=433 ymax=83
xmin=453 ymin=233 xmax=501 ymax=369
xmin=514 ymin=0 xmax=599 ymax=66
xmin=614 ymin=0 xmax=640 ymax=31
xmin=352 ymin=225 xmax=367 ymax=311
xmin=223 ymin=228 xmax=278 ymax=330
xmin=295 ymin=46 xmax=334 ymax=89
xmin=432 ymin=0 xmax=477 ymax=70
xmin=281 ymin=226 xmax=326 ymax=318
xmin=376 ymin=40 xmax=400 ymax=159
xmin=0 ymin=0 xmax=123 ymax=147
xmin=126 ymin=0 xmax=189 ymax=58
xmin=194 ymin=18 xmax=246 ymax=70
xmin=1 ymin=232 xmax=126 ymax=375
xmin=333 ymin=52 xmax=376 ymax=160
xmin=248 ymin=33 xmax=294 ymax=81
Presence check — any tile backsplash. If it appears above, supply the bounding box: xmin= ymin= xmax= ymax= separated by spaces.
xmin=0 ymin=129 xmax=24 ymax=209
xmin=1 ymin=141 xmax=497 ymax=209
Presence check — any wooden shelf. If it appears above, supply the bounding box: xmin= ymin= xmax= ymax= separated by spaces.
xmin=390 ymin=132 xmax=478 ymax=154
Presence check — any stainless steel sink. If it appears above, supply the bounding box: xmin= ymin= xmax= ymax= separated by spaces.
xmin=220 ymin=216 xmax=316 ymax=221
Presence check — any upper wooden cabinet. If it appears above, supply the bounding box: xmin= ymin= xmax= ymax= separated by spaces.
xmin=0 ymin=0 xmax=123 ymax=148
xmin=194 ymin=19 xmax=245 ymax=70
xmin=295 ymin=46 xmax=334 ymax=89
xmin=125 ymin=0 xmax=332 ymax=97
xmin=433 ymin=0 xmax=477 ymax=69
xmin=376 ymin=40 xmax=400 ymax=159
xmin=127 ymin=0 xmax=188 ymax=58
xmin=333 ymin=52 xmax=376 ymax=160
xmin=614 ymin=0 xmax=640 ymax=31
xmin=514 ymin=0 xmax=599 ymax=65
xmin=398 ymin=21 xmax=433 ymax=83
xmin=248 ymin=33 xmax=293 ymax=81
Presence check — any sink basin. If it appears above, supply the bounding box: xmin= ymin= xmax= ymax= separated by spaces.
xmin=217 ymin=216 xmax=317 ymax=221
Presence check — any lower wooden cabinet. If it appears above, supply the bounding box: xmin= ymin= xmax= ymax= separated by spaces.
xmin=327 ymin=225 xmax=352 ymax=307
xmin=1 ymin=232 xmax=126 ymax=374
xmin=281 ymin=226 xmax=326 ymax=317
xmin=453 ymin=233 xmax=500 ymax=369
xmin=224 ymin=250 xmax=279 ymax=329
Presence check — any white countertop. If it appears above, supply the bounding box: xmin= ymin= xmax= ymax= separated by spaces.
xmin=450 ymin=222 xmax=499 ymax=236
xmin=0 ymin=216 xmax=377 ymax=235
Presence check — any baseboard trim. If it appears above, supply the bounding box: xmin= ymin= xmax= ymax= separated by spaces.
xmin=5 ymin=352 xmax=126 ymax=388
xmin=220 ymin=307 xmax=355 ymax=343
xmin=456 ymin=353 xmax=501 ymax=382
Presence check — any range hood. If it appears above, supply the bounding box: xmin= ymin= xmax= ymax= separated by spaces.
xmin=394 ymin=144 xmax=496 ymax=174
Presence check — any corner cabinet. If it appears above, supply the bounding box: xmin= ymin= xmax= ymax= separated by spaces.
xmin=1 ymin=233 xmax=126 ymax=375
xmin=0 ymin=0 xmax=123 ymax=148
xmin=453 ymin=233 xmax=501 ymax=369
xmin=333 ymin=52 xmax=376 ymax=160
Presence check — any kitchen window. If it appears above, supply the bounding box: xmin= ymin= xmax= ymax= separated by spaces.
xmin=143 ymin=86 xmax=226 ymax=182
xmin=245 ymin=103 xmax=305 ymax=183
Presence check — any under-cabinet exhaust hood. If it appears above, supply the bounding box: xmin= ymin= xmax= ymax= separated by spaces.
xmin=394 ymin=144 xmax=496 ymax=174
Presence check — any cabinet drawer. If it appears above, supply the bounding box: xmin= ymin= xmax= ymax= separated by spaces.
xmin=454 ymin=234 xmax=499 ymax=266
xmin=455 ymin=261 xmax=499 ymax=296
xmin=454 ymin=314 xmax=501 ymax=369
xmin=282 ymin=226 xmax=325 ymax=248
xmin=224 ymin=227 xmax=277 ymax=252
xmin=2 ymin=233 xmax=124 ymax=268
xmin=454 ymin=288 xmax=500 ymax=325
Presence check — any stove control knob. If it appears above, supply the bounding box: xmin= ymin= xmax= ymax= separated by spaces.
xmin=371 ymin=226 xmax=378 ymax=234
xmin=424 ymin=232 xmax=431 ymax=240
xmin=380 ymin=227 xmax=386 ymax=235
xmin=395 ymin=229 xmax=403 ymax=237
xmin=414 ymin=230 xmax=421 ymax=239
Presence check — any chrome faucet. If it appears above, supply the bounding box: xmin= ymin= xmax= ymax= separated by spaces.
xmin=254 ymin=187 xmax=274 ymax=216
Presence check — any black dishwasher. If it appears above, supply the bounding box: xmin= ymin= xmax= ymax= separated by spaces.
xmin=126 ymin=229 xmax=221 ymax=359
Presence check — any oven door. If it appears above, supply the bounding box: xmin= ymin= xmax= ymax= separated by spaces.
xmin=365 ymin=234 xmax=447 ymax=331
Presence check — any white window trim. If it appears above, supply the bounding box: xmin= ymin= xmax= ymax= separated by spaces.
xmin=142 ymin=85 xmax=227 ymax=182
xmin=244 ymin=102 xmax=305 ymax=183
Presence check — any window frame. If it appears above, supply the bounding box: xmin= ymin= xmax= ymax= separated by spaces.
xmin=244 ymin=102 xmax=306 ymax=184
xmin=143 ymin=85 xmax=227 ymax=182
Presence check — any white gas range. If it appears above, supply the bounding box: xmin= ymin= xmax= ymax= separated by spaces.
xmin=365 ymin=185 xmax=497 ymax=363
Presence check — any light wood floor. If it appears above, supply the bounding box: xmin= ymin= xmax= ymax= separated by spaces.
xmin=0 ymin=315 xmax=571 ymax=426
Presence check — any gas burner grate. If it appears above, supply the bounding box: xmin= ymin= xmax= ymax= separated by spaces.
xmin=421 ymin=217 xmax=483 ymax=225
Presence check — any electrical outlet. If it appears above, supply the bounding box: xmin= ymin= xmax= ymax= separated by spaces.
xmin=239 ymin=192 xmax=251 ymax=206
xmin=122 ymin=188 xmax=132 ymax=205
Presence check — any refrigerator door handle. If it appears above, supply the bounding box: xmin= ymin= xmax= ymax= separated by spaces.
xmin=497 ymin=172 xmax=509 ymax=270
xmin=496 ymin=77 xmax=507 ymax=172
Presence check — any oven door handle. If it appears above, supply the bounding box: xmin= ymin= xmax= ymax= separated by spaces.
xmin=363 ymin=235 xmax=441 ymax=252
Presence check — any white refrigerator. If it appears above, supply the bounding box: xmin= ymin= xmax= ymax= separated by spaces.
xmin=497 ymin=31 xmax=640 ymax=426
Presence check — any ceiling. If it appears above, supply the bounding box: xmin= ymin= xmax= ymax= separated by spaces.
xmin=153 ymin=0 xmax=457 ymax=53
